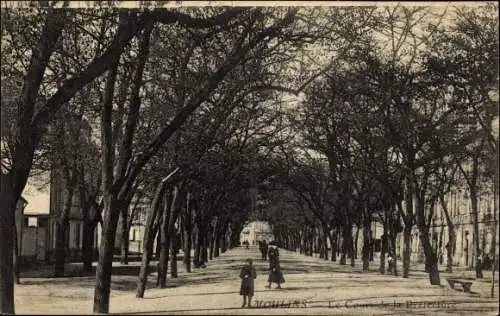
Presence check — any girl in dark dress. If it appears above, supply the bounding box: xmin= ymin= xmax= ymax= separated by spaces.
xmin=239 ymin=258 xmax=257 ymax=308
xmin=266 ymin=244 xmax=285 ymax=289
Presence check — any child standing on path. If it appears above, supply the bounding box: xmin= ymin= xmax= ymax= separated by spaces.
xmin=239 ymin=258 xmax=257 ymax=308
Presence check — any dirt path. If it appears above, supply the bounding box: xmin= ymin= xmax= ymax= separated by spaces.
xmin=15 ymin=246 xmax=499 ymax=315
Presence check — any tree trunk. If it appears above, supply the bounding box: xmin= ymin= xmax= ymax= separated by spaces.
xmin=303 ymin=228 xmax=308 ymax=255
xmin=416 ymin=198 xmax=441 ymax=286
xmin=170 ymin=232 xmax=178 ymax=278
xmin=93 ymin=48 xmax=120 ymax=314
xmin=459 ymin=155 xmax=482 ymax=277
xmin=309 ymin=227 xmax=314 ymax=256
xmin=81 ymin=197 xmax=98 ymax=273
xmin=440 ymin=194 xmax=455 ymax=273
xmin=438 ymin=225 xmax=444 ymax=266
xmin=209 ymin=230 xmax=214 ymax=260
xmin=362 ymin=215 xmax=371 ymax=271
xmin=299 ymin=230 xmax=303 ymax=254
xmin=350 ymin=231 xmax=356 ymax=267
xmin=13 ymin=222 xmax=20 ymax=285
xmin=340 ymin=224 xmax=351 ymax=265
xmin=184 ymin=227 xmax=192 ymax=270
xmin=302 ymin=229 xmax=307 ymax=254
xmin=221 ymin=236 xmax=227 ymax=254
xmin=221 ymin=220 xmax=229 ymax=254
xmin=120 ymin=208 xmax=130 ymax=265
xmin=158 ymin=186 xmax=182 ymax=286
xmin=402 ymin=225 xmax=412 ymax=278
xmin=0 ymin=181 xmax=17 ymax=314
xmin=54 ymin=179 xmax=75 ymax=277
xmin=214 ymin=232 xmax=220 ymax=258
xmin=194 ymin=225 xmax=202 ymax=268
xmin=390 ymin=232 xmax=398 ymax=276
xmin=93 ymin=194 xmax=122 ymax=313
xmin=340 ymin=245 xmax=346 ymax=264
xmin=471 ymin=183 xmax=483 ymax=278
xmin=136 ymin=180 xmax=170 ymax=298
xmin=303 ymin=230 xmax=308 ymax=255
xmin=82 ymin=220 xmax=95 ymax=273
xmin=157 ymin=234 xmax=170 ymax=288
xmin=354 ymin=224 xmax=360 ymax=260
xmin=322 ymin=227 xmax=329 ymax=261
xmin=292 ymin=232 xmax=300 ymax=252
xmin=331 ymin=228 xmax=337 ymax=262
xmin=379 ymin=236 xmax=386 ymax=274
xmin=337 ymin=229 xmax=342 ymax=258
xmin=310 ymin=226 xmax=315 ymax=256
xmin=491 ymin=178 xmax=498 ymax=298
xmin=157 ymin=191 xmax=171 ymax=288
xmin=155 ymin=231 xmax=161 ymax=260
xmin=0 ymin=177 xmax=19 ymax=314
xmin=312 ymin=226 xmax=317 ymax=256
xmin=419 ymin=229 xmax=441 ymax=285
xmin=221 ymin=228 xmax=228 ymax=254
xmin=183 ymin=225 xmax=192 ymax=271
xmin=380 ymin=213 xmax=388 ymax=275
xmin=202 ymin=227 xmax=208 ymax=263
xmin=54 ymin=219 xmax=70 ymax=277
xmin=297 ymin=233 xmax=301 ymax=252
xmin=400 ymin=174 xmax=415 ymax=279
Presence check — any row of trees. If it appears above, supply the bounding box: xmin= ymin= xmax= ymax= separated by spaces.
xmin=260 ymin=3 xmax=498 ymax=293
xmin=1 ymin=3 xmax=382 ymax=314
xmin=0 ymin=3 xmax=497 ymax=315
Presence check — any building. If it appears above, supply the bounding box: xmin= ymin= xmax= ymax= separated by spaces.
xmin=19 ymin=213 xmax=51 ymax=262
xmin=16 ymin=174 xmax=52 ymax=263
xmin=395 ymin=186 xmax=498 ymax=268
xmin=115 ymin=192 xmax=150 ymax=254
xmin=240 ymin=221 xmax=274 ymax=245
xmin=14 ymin=197 xmax=28 ymax=262
xmin=19 ymin=160 xmax=152 ymax=263
xmin=47 ymin=167 xmax=100 ymax=261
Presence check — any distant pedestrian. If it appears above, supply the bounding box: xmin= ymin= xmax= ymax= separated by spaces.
xmin=261 ymin=240 xmax=268 ymax=261
xmin=476 ymin=252 xmax=484 ymax=278
xmin=387 ymin=253 xmax=395 ymax=273
xmin=266 ymin=242 xmax=285 ymax=289
xmin=239 ymin=258 xmax=257 ymax=308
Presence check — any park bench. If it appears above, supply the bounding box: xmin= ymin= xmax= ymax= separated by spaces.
xmin=446 ymin=278 xmax=473 ymax=293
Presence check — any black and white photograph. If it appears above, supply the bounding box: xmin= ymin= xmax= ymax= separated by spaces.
xmin=0 ymin=1 xmax=498 ymax=315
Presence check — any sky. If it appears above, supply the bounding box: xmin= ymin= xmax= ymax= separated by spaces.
xmin=21 ymin=172 xmax=51 ymax=214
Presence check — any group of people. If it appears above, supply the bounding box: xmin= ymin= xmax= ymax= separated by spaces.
xmin=239 ymin=240 xmax=285 ymax=308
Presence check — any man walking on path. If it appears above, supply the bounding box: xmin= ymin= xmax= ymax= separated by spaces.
xmin=261 ymin=240 xmax=268 ymax=261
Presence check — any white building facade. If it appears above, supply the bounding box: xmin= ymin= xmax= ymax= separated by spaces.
xmin=240 ymin=221 xmax=274 ymax=245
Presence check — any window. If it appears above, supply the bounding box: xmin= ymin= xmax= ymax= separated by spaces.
xmin=28 ymin=217 xmax=37 ymax=227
